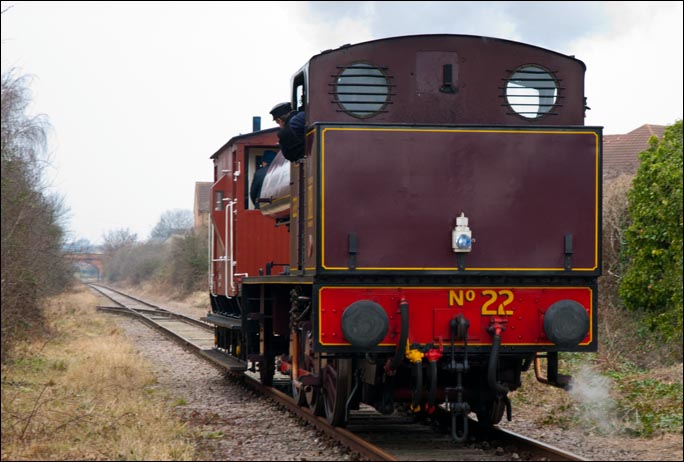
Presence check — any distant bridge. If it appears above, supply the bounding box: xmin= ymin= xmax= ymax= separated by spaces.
xmin=65 ymin=253 xmax=105 ymax=280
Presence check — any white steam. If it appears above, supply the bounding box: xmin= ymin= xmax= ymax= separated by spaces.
xmin=567 ymin=365 xmax=618 ymax=434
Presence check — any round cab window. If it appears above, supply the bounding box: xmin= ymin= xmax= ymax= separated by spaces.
xmin=335 ymin=63 xmax=389 ymax=118
xmin=506 ymin=65 xmax=558 ymax=119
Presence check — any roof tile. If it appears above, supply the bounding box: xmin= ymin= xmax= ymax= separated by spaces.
xmin=603 ymin=124 xmax=665 ymax=179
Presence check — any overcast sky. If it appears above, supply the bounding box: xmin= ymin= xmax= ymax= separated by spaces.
xmin=2 ymin=1 xmax=682 ymax=245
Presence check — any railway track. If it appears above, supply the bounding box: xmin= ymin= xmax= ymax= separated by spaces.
xmin=91 ymin=284 xmax=586 ymax=461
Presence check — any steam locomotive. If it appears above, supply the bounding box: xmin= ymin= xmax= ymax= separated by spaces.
xmin=205 ymin=34 xmax=601 ymax=441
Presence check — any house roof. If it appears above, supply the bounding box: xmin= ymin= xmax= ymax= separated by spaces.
xmin=603 ymin=124 xmax=666 ymax=179
xmin=194 ymin=181 xmax=213 ymax=213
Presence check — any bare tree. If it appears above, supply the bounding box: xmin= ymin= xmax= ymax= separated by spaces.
xmin=102 ymin=228 xmax=138 ymax=254
xmin=100 ymin=228 xmax=138 ymax=283
xmin=64 ymin=238 xmax=96 ymax=253
xmin=1 ymin=69 xmax=71 ymax=362
xmin=150 ymin=209 xmax=193 ymax=240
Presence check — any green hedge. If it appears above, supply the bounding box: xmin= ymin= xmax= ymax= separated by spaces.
xmin=620 ymin=120 xmax=683 ymax=342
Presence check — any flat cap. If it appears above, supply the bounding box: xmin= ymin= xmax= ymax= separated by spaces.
xmin=270 ymin=102 xmax=292 ymax=120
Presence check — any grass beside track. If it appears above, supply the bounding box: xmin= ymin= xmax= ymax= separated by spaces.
xmin=1 ymin=286 xmax=196 ymax=461
xmin=510 ymin=354 xmax=683 ymax=438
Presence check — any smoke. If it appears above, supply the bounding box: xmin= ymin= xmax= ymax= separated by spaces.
xmin=567 ymin=365 xmax=618 ymax=434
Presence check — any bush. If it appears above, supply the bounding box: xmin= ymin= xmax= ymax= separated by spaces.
xmin=620 ymin=120 xmax=683 ymax=345
xmin=104 ymin=227 xmax=207 ymax=297
xmin=167 ymin=230 xmax=208 ymax=295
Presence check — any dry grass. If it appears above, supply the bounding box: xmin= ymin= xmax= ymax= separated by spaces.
xmin=1 ymin=286 xmax=196 ymax=460
xmin=136 ymin=279 xmax=207 ymax=308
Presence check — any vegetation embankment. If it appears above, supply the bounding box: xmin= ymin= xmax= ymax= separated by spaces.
xmin=0 ymin=287 xmax=196 ymax=460
xmin=1 ymin=70 xmax=72 ymax=363
xmin=102 ymin=216 xmax=208 ymax=298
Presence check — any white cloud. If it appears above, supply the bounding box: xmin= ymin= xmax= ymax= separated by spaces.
xmin=569 ymin=2 xmax=683 ymax=133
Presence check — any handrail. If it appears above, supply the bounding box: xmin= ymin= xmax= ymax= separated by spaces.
xmin=208 ymin=218 xmax=214 ymax=295
xmin=224 ymin=199 xmax=237 ymax=297
xmin=225 ymin=200 xmax=229 ymax=297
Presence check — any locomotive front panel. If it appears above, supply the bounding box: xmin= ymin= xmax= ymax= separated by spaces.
xmin=316 ymin=285 xmax=597 ymax=352
xmin=318 ymin=126 xmax=600 ymax=274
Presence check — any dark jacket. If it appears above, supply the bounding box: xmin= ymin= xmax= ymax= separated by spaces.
xmin=250 ymin=166 xmax=268 ymax=209
xmin=278 ymin=111 xmax=306 ymax=161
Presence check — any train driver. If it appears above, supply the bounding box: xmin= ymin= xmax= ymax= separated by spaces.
xmin=270 ymin=102 xmax=305 ymax=162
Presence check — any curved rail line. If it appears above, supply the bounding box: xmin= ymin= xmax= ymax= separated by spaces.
xmin=90 ymin=284 xmax=586 ymax=461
